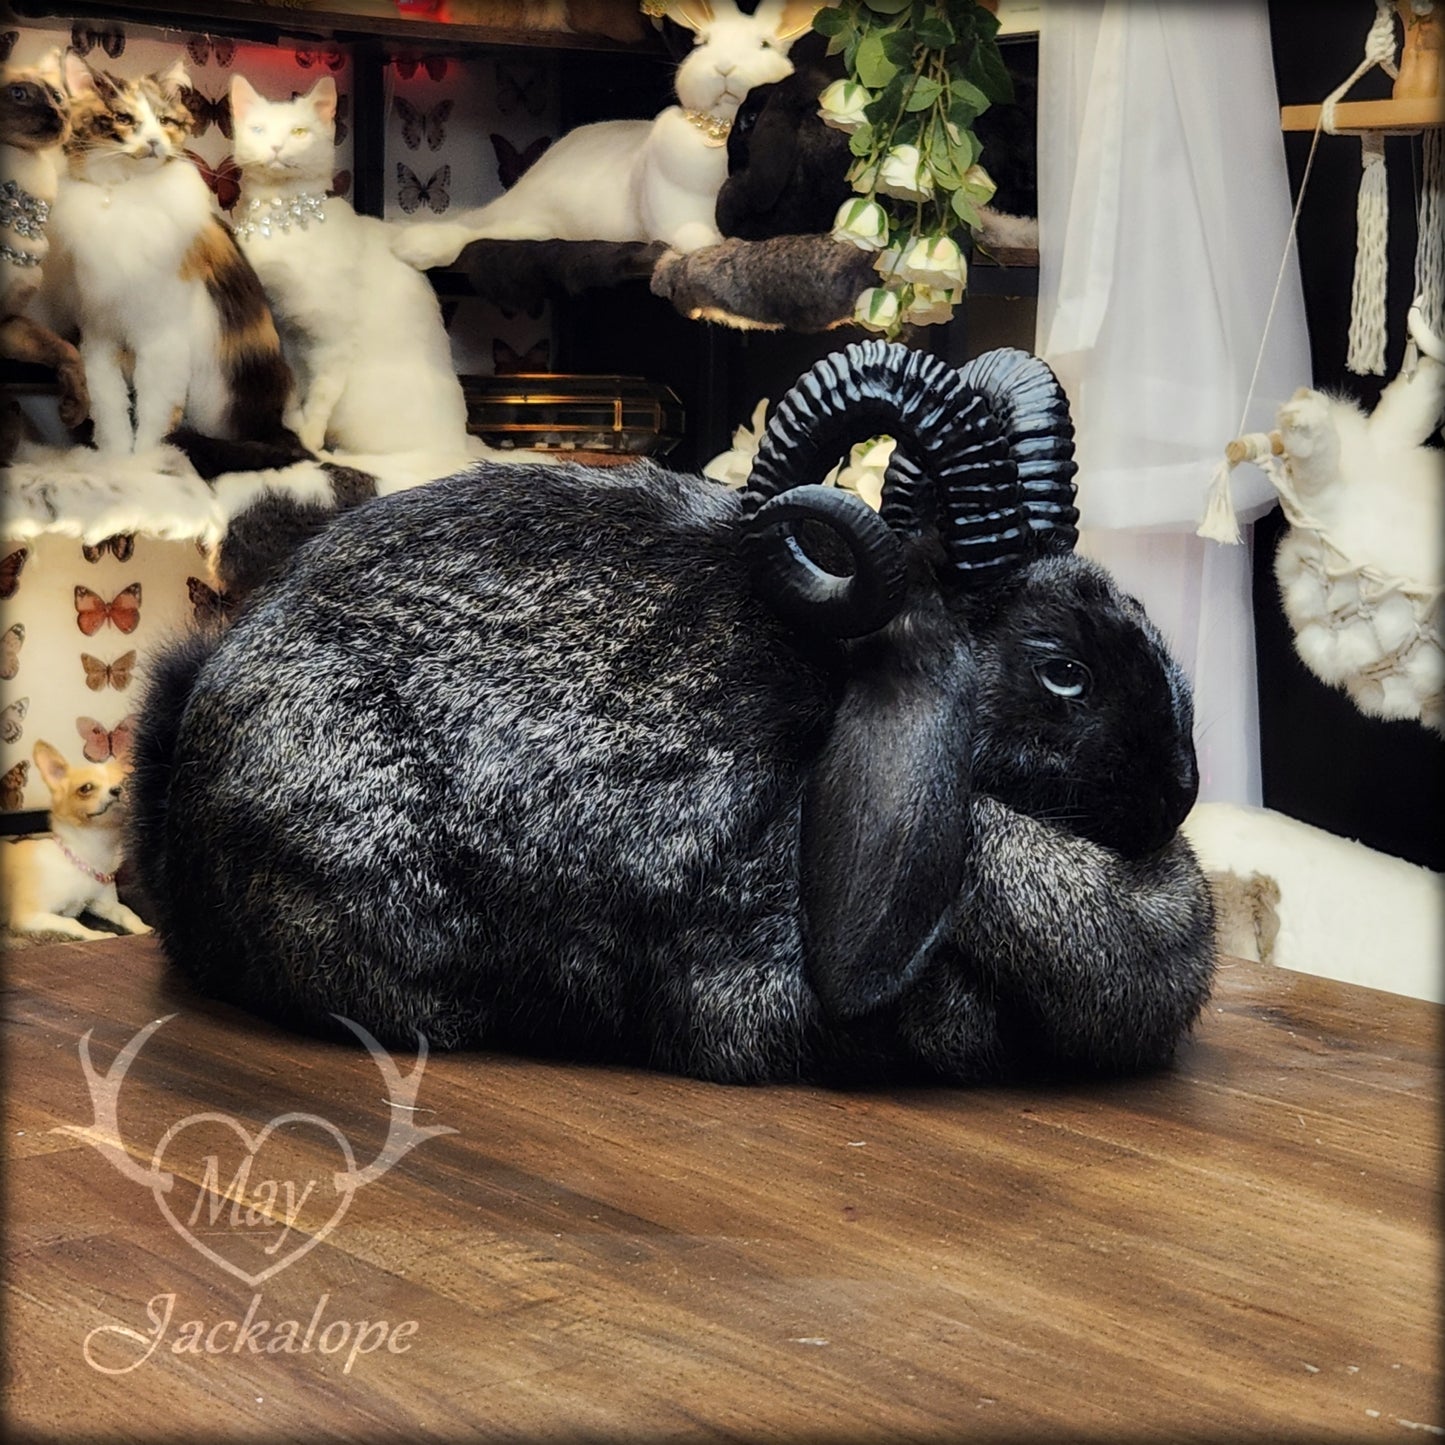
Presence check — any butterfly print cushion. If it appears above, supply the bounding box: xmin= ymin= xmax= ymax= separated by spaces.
xmin=76 ymin=713 xmax=137 ymax=765
xmin=75 ymin=584 xmax=142 ymax=637
xmin=1 ymin=761 xmax=28 ymax=812
xmin=1 ymin=622 xmax=26 ymax=681
xmin=81 ymin=651 xmax=137 ymax=692
xmin=0 ymin=697 xmax=27 ymax=746
xmin=1 ymin=548 xmax=26 ymax=600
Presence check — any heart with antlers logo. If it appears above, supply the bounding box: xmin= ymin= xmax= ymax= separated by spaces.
xmin=52 ymin=1014 xmax=455 ymax=1283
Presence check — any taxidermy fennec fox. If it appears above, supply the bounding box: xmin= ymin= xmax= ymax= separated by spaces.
xmin=0 ymin=740 xmax=150 ymax=940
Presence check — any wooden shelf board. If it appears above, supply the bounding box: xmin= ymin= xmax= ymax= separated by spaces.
xmin=5 ymin=0 xmax=657 ymax=52
xmin=1281 ymin=96 xmax=1445 ymax=134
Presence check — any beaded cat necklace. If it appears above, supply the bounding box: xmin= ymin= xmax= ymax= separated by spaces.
xmin=0 ymin=177 xmax=49 ymax=267
xmin=232 ymin=190 xmax=328 ymax=242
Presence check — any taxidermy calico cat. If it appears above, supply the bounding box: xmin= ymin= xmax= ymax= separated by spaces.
xmin=0 ymin=51 xmax=88 ymax=456
xmin=229 ymin=74 xmax=471 ymax=456
xmin=393 ymin=0 xmax=817 ymax=271
xmin=41 ymin=52 xmax=300 ymax=459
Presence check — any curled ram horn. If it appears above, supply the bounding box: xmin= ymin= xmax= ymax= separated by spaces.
xmin=739 ymin=339 xmax=1036 ymax=634
xmin=954 ymin=346 xmax=1079 ymax=555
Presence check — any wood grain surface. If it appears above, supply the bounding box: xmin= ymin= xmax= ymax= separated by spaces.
xmin=3 ymin=937 xmax=1439 ymax=1442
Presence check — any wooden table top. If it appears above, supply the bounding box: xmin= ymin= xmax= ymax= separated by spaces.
xmin=3 ymin=936 xmax=1439 ymax=1442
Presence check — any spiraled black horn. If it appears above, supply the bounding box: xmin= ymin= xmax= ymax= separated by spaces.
xmin=741 ymin=340 xmax=1026 ymax=631
xmin=954 ymin=348 xmax=1079 ymax=553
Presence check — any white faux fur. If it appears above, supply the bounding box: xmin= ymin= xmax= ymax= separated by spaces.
xmin=391 ymin=0 xmax=803 ymax=269
xmin=976 ymin=207 xmax=1039 ymax=254
xmin=230 ymin=77 xmax=471 ymax=455
xmin=0 ymin=439 xmax=489 ymax=545
xmin=1270 ymin=356 xmax=1445 ymax=732
xmin=1183 ymin=802 xmax=1443 ymax=1003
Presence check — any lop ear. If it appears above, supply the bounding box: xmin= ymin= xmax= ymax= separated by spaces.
xmin=733 ymin=98 xmax=799 ymax=213
xmin=800 ymin=622 xmax=975 ymax=1021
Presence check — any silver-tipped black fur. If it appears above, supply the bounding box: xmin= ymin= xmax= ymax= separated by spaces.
xmin=129 ymin=344 xmax=1214 ymax=1085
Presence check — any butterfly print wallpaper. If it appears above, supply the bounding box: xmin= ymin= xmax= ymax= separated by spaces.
xmin=0 ymin=18 xmax=570 ymax=811
xmin=383 ymin=52 xmax=559 ymax=376
xmin=0 ymin=526 xmax=202 ymax=812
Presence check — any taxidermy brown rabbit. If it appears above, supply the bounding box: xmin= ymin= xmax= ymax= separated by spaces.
xmin=130 ymin=341 xmax=1214 ymax=1087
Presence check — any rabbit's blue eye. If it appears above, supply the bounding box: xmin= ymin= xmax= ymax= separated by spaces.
xmin=1035 ymin=657 xmax=1091 ymax=700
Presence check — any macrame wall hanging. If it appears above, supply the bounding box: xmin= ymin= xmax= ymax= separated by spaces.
xmin=1321 ymin=0 xmax=1445 ymax=374
xmin=1197 ymin=0 xmax=1445 ymax=735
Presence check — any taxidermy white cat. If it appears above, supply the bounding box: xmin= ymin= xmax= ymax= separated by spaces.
xmin=40 ymin=53 xmax=296 ymax=456
xmin=1271 ymin=306 xmax=1444 ymax=732
xmin=392 ymin=0 xmax=817 ymax=271
xmin=230 ymin=75 xmax=471 ymax=455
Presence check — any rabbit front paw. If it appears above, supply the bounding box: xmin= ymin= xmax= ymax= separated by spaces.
xmin=662 ymin=220 xmax=723 ymax=255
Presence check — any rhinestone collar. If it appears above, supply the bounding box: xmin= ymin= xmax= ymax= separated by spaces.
xmin=233 ymin=190 xmax=329 ymax=242
xmin=681 ymin=109 xmax=732 ymax=145
xmin=57 ymin=836 xmax=115 ymax=886
xmin=0 ymin=242 xmax=43 ymax=268
xmin=0 ymin=178 xmax=49 ymax=241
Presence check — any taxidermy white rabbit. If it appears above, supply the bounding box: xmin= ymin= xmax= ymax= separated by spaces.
xmin=229 ymin=75 xmax=473 ymax=456
xmin=392 ymin=0 xmax=817 ymax=271
xmin=1271 ymin=305 xmax=1444 ymax=731
xmin=39 ymin=53 xmax=300 ymax=459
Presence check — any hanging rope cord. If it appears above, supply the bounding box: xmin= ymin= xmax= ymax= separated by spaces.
xmin=1337 ymin=0 xmax=1402 ymax=376
xmin=1197 ymin=0 xmax=1439 ymax=544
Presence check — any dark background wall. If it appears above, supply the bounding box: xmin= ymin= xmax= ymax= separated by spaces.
xmin=1260 ymin=0 xmax=1443 ymax=870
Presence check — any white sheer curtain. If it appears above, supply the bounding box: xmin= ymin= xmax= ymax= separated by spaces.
xmin=1034 ymin=0 xmax=1312 ymax=803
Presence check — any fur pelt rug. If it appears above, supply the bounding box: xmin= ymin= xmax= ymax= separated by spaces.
xmin=457 ymin=238 xmax=666 ymax=309
xmin=1 ymin=438 xmax=524 ymax=607
xmin=452 ymin=234 xmax=877 ymax=332
xmin=1182 ymin=802 xmax=1443 ymax=1003
xmin=454 ymin=225 xmax=1037 ymax=332
xmin=651 ymin=233 xmax=880 ymax=332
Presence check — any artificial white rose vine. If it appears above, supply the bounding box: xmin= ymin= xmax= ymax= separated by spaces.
xmin=815 ymin=0 xmax=1013 ymax=336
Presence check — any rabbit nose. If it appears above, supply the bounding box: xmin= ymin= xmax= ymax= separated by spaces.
xmin=715 ymin=59 xmax=735 ymax=76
